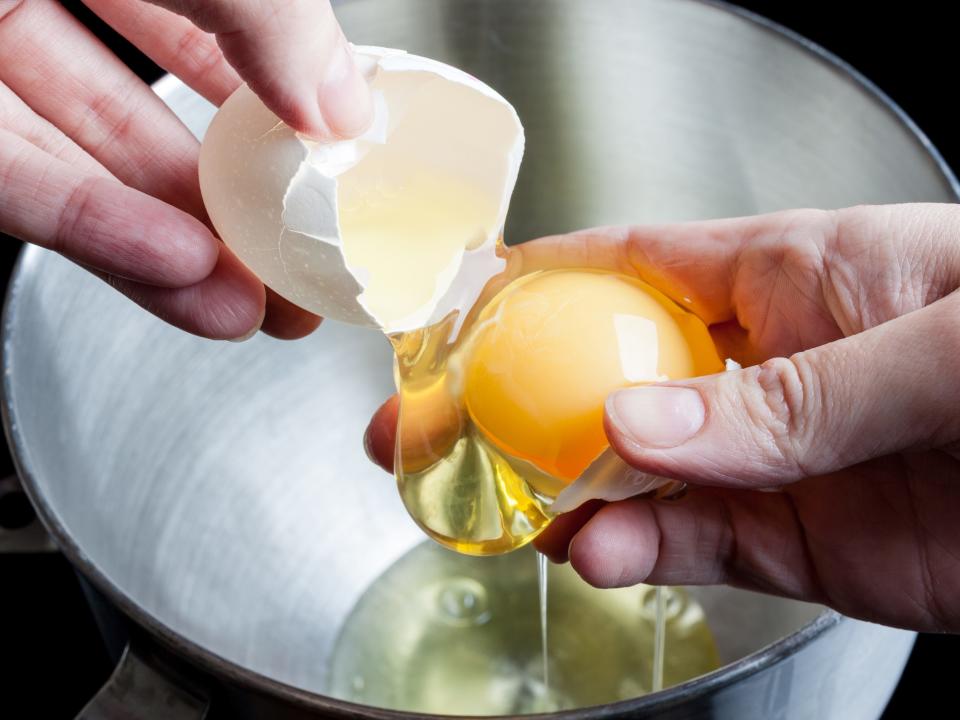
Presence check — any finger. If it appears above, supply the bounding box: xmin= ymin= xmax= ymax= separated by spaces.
xmin=605 ymin=291 xmax=960 ymax=488
xmin=364 ymin=394 xmax=399 ymax=473
xmin=567 ymin=488 xmax=825 ymax=601
xmin=0 ymin=0 xmax=205 ymax=217
xmin=0 ymin=130 xmax=217 ymax=286
xmin=360 ymin=219 xmax=816 ymax=477
xmin=146 ymin=0 xmax=373 ymax=139
xmin=516 ymin=209 xmax=837 ymax=328
xmin=102 ymin=247 xmax=265 ymax=339
xmin=360 ymin=391 xmax=611 ymax=553
xmin=0 ymin=81 xmax=108 ymax=176
xmin=567 ymin=456 xmax=960 ymax=633
xmin=533 ymin=499 xmax=606 ymax=563
xmin=259 ymin=287 xmax=323 ymax=340
xmin=817 ymin=204 xmax=960 ymax=330
xmin=83 ymin=0 xmax=241 ymax=105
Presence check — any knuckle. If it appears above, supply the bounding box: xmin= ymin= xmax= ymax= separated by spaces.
xmin=755 ymin=357 xmax=806 ymax=430
xmin=73 ymin=84 xmax=147 ymax=170
xmin=90 ymin=95 xmax=137 ymax=148
xmin=191 ymin=0 xmax=290 ymax=35
xmin=776 ymin=207 xmax=834 ymax=231
xmin=54 ymin=176 xmax=100 ymax=254
xmin=0 ymin=0 xmax=26 ymax=25
xmin=175 ymin=24 xmax=208 ymax=58
xmin=776 ymin=209 xmax=832 ymax=264
xmin=0 ymin=135 xmax=32 ymax=192
xmin=737 ymin=356 xmax=816 ymax=476
xmin=176 ymin=26 xmax=227 ymax=82
xmin=158 ymin=1 xmax=230 ymax=33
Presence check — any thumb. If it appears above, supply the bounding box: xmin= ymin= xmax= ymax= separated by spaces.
xmin=149 ymin=0 xmax=373 ymax=139
xmin=605 ymin=293 xmax=960 ymax=487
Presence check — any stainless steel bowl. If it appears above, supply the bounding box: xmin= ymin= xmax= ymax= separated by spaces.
xmin=4 ymin=1 xmax=956 ymax=718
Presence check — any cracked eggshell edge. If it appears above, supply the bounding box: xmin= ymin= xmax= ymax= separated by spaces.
xmin=198 ymin=46 xmax=524 ymax=333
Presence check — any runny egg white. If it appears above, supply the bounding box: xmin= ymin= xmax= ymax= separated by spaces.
xmin=199 ymin=47 xmax=724 ymax=555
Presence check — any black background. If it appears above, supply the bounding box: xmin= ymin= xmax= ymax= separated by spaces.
xmin=1 ymin=1 xmax=956 ymax=717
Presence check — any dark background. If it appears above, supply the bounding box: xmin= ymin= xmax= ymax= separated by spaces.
xmin=1 ymin=1 xmax=955 ymax=717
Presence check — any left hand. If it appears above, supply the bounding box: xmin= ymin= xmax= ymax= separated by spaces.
xmin=0 ymin=0 xmax=371 ymax=339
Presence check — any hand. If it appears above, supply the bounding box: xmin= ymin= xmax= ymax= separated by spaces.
xmin=365 ymin=204 xmax=960 ymax=633
xmin=0 ymin=0 xmax=371 ymax=339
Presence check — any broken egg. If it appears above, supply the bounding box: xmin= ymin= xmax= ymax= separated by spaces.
xmin=199 ymin=47 xmax=726 ymax=555
xmin=394 ymin=269 xmax=725 ymax=554
xmin=199 ymin=46 xmax=523 ymax=333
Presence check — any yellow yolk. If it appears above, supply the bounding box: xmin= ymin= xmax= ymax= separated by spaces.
xmin=462 ymin=270 xmax=724 ymax=481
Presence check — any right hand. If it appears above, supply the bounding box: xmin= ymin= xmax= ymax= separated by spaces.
xmin=365 ymin=204 xmax=960 ymax=633
xmin=0 ymin=0 xmax=371 ymax=339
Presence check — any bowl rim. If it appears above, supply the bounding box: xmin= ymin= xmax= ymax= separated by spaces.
xmin=2 ymin=0 xmax=951 ymax=716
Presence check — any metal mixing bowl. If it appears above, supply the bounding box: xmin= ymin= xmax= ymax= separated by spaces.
xmin=4 ymin=1 xmax=956 ymax=718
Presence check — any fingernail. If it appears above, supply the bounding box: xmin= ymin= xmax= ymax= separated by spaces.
xmin=319 ymin=41 xmax=373 ymax=138
xmin=363 ymin=425 xmax=377 ymax=465
xmin=229 ymin=309 xmax=265 ymax=343
xmin=363 ymin=418 xmax=394 ymax=474
xmin=608 ymin=387 xmax=705 ymax=448
xmin=228 ymin=324 xmax=260 ymax=343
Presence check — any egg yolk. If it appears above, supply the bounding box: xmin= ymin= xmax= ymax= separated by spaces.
xmin=462 ymin=270 xmax=723 ymax=482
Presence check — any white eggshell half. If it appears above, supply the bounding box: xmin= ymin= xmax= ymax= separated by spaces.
xmin=199 ymin=46 xmax=524 ymax=332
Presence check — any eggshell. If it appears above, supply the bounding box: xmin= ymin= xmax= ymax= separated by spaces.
xmin=199 ymin=46 xmax=524 ymax=332
xmin=549 ymin=449 xmax=672 ymax=514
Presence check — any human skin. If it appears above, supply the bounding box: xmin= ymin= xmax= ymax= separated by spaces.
xmin=4 ymin=3 xmax=958 ymax=635
xmin=0 ymin=0 xmax=371 ymax=339
xmin=366 ymin=204 xmax=960 ymax=633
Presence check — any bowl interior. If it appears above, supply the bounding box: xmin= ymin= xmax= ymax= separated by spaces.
xmin=5 ymin=0 xmax=954 ymax=711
